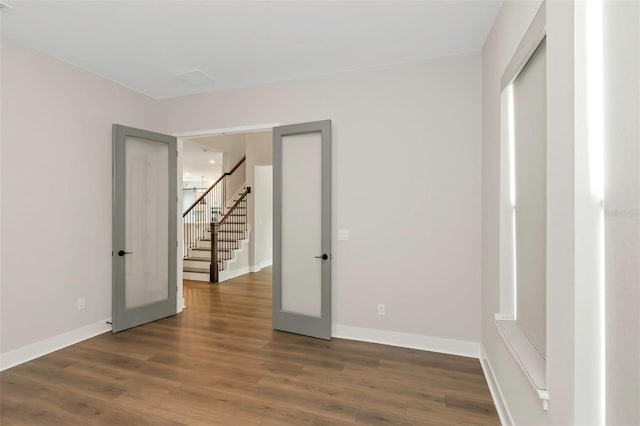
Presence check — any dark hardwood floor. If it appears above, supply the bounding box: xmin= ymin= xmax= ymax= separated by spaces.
xmin=0 ymin=268 xmax=499 ymax=425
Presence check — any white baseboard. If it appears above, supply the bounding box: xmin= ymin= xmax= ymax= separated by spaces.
xmin=219 ymin=266 xmax=251 ymax=282
xmin=0 ymin=318 xmax=112 ymax=371
xmin=332 ymin=324 xmax=480 ymax=359
xmin=480 ymin=344 xmax=513 ymax=426
xmin=250 ymin=259 xmax=273 ymax=273
xmin=260 ymin=259 xmax=272 ymax=269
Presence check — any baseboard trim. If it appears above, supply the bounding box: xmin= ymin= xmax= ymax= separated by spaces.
xmin=480 ymin=344 xmax=514 ymax=426
xmin=259 ymin=259 xmax=272 ymax=269
xmin=332 ymin=324 xmax=480 ymax=358
xmin=177 ymin=297 xmax=186 ymax=312
xmin=0 ymin=318 xmax=112 ymax=371
xmin=219 ymin=266 xmax=251 ymax=282
xmin=250 ymin=259 xmax=273 ymax=273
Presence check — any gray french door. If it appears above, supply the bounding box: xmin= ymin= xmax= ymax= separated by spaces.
xmin=273 ymin=120 xmax=332 ymax=340
xmin=112 ymin=124 xmax=177 ymax=333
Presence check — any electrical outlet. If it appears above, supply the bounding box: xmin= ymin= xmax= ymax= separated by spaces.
xmin=377 ymin=304 xmax=385 ymax=316
xmin=77 ymin=297 xmax=86 ymax=310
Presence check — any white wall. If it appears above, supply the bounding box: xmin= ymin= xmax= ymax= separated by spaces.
xmin=0 ymin=39 xmax=164 ymax=357
xmin=245 ymin=131 xmax=273 ymax=271
xmin=159 ymin=52 xmax=482 ymax=346
xmin=480 ymin=4 xmax=552 ymax=422
xmin=1 ymin=37 xmax=482 ymax=364
xmin=254 ymin=165 xmax=273 ymax=270
xmin=603 ymin=1 xmax=640 ymax=424
xmin=218 ymin=134 xmax=246 ymax=202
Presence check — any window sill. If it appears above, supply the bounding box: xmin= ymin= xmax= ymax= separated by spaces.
xmin=494 ymin=314 xmax=549 ymax=411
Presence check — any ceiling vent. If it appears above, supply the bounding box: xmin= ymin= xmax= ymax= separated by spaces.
xmin=175 ymin=69 xmax=216 ymax=87
xmin=0 ymin=2 xmax=13 ymax=14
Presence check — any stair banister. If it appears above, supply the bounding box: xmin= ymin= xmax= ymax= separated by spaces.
xmin=209 ymin=186 xmax=251 ymax=283
xmin=182 ymin=156 xmax=246 ymax=218
xmin=210 ymin=221 xmax=219 ymax=283
xmin=182 ymin=156 xmax=246 ymax=259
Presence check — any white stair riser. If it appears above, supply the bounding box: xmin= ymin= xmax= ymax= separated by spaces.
xmin=194 ymin=239 xmax=242 ymax=249
xmin=189 ymin=248 xmax=208 ymax=258
xmin=188 ymin=249 xmax=233 ymax=260
xmin=183 ymin=271 xmax=210 ymax=282
xmin=190 ymin=250 xmax=235 ymax=260
xmin=184 ymin=259 xmax=210 ymax=268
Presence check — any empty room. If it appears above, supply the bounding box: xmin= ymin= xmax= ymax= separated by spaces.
xmin=1 ymin=1 xmax=638 ymax=425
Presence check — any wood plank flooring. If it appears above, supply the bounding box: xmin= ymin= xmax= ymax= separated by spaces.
xmin=0 ymin=268 xmax=499 ymax=425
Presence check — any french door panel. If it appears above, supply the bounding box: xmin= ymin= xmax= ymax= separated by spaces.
xmin=273 ymin=120 xmax=331 ymax=340
xmin=112 ymin=124 xmax=177 ymax=333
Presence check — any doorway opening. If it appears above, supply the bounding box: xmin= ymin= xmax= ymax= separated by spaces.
xmin=175 ymin=124 xmax=276 ymax=312
xmin=112 ymin=120 xmax=331 ymax=340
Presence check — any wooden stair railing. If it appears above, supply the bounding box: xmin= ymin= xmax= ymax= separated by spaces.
xmin=210 ymin=186 xmax=251 ymax=283
xmin=182 ymin=156 xmax=245 ymax=258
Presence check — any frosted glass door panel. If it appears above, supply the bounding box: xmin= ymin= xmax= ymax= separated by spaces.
xmin=281 ymin=132 xmax=322 ymax=317
xmin=125 ymin=136 xmax=169 ymax=309
xmin=273 ymin=120 xmax=331 ymax=339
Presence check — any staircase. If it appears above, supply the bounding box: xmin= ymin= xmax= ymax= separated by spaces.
xmin=182 ymin=157 xmax=250 ymax=282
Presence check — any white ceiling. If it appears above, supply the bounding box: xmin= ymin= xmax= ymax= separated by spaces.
xmin=1 ymin=1 xmax=502 ymax=100
xmin=182 ymin=140 xmax=223 ymax=187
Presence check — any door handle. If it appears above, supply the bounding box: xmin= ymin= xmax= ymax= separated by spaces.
xmin=117 ymin=250 xmax=133 ymax=256
xmin=314 ymin=254 xmax=329 ymax=260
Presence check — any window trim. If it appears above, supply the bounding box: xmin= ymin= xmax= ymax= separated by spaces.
xmin=496 ymin=1 xmax=549 ymax=411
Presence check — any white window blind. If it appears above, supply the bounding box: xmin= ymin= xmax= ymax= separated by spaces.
xmin=513 ymin=38 xmax=547 ymax=356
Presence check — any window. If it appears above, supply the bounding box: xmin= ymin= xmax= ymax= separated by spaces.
xmin=512 ymin=38 xmax=547 ymax=357
xmin=496 ymin=2 xmax=549 ymax=410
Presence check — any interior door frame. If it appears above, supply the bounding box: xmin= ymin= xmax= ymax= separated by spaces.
xmin=112 ymin=124 xmax=178 ymax=332
xmin=272 ymin=120 xmax=332 ymax=340
xmin=172 ymin=123 xmax=279 ymax=310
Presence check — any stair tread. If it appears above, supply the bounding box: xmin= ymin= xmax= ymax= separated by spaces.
xmin=184 ymin=257 xmax=225 ymax=262
xmin=185 ymin=257 xmax=229 ymax=262
xmin=199 ymin=238 xmax=239 ymax=242
xmin=192 ymin=247 xmax=231 ymax=252
xmin=183 ymin=266 xmax=209 ymax=274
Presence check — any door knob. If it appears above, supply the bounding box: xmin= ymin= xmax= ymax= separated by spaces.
xmin=117 ymin=250 xmax=133 ymax=256
xmin=314 ymin=254 xmax=329 ymax=260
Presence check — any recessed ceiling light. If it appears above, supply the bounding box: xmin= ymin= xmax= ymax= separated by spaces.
xmin=209 ymin=160 xmax=215 ymax=164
